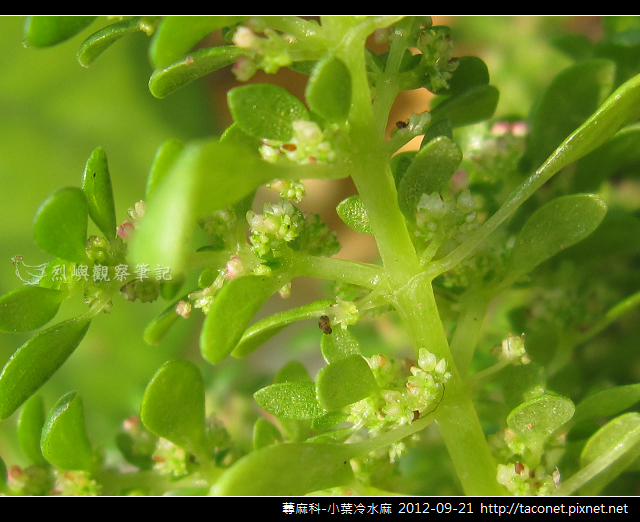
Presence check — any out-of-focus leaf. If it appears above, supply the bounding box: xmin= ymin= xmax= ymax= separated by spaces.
xmin=574 ymin=384 xmax=640 ymax=424
xmin=150 ymin=16 xmax=246 ymax=69
xmin=23 ymin=16 xmax=96 ymax=47
xmin=429 ymin=84 xmax=499 ymax=128
xmin=140 ymin=360 xmax=207 ymax=455
xmin=306 ymin=56 xmax=352 ymax=122
xmin=41 ymin=392 xmax=95 ymax=471
xmin=33 ymin=187 xmax=88 ymax=263
xmin=0 ymin=286 xmax=64 ymax=333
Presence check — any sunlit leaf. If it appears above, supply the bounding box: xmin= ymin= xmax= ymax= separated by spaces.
xmin=0 ymin=316 xmax=91 ymax=420
xmin=41 ymin=392 xmax=95 ymax=471
xmin=320 ymin=327 xmax=362 ymax=364
xmin=0 ymin=286 xmax=64 ymax=333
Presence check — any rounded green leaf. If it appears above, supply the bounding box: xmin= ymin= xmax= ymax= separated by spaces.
xmin=507 ymin=194 xmax=607 ymax=277
xmin=232 ymin=299 xmax=334 ymax=358
xmin=0 ymin=316 xmax=91 ymax=420
xmin=435 ymin=55 xmax=490 ymax=96
xmin=574 ymin=384 xmax=640 ymax=424
xmin=200 ymin=275 xmax=285 ymax=365
xmin=254 ymin=382 xmax=325 ymax=420
xmin=150 ymin=16 xmax=246 ymax=69
xmin=316 ymin=355 xmax=378 ymax=411
xmin=140 ymin=360 xmax=206 ymax=454
xmin=274 ymin=360 xmax=313 ymax=384
xmin=525 ymin=59 xmax=616 ymax=171
xmin=150 ymin=45 xmax=248 ymax=99
xmin=82 ymin=147 xmax=117 ymax=240
xmin=0 ymin=286 xmax=64 ymax=333
xmin=145 ymin=139 xmax=185 ymax=203
xmin=336 ymin=195 xmax=372 ymax=235
xmin=211 ymin=442 xmax=355 ymax=496
xmin=306 ymin=56 xmax=352 ymax=122
xmin=33 ymin=187 xmax=88 ymax=263
xmin=253 ymin=418 xmax=282 ymax=450
xmin=23 ymin=16 xmax=96 ymax=47
xmin=397 ymin=136 xmax=462 ymax=219
xmin=506 ymin=394 xmax=575 ymax=453
xmin=41 ymin=392 xmax=95 ymax=471
xmin=320 ymin=327 xmax=362 ymax=364
xmin=429 ymin=84 xmax=499 ymax=128
xmin=77 ymin=17 xmax=160 ymax=67
xmin=17 ymin=395 xmax=48 ymax=467
xmin=228 ymin=84 xmax=310 ymax=141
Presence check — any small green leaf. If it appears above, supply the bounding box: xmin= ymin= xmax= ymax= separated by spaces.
xmin=0 ymin=316 xmax=91 ymax=420
xmin=143 ymin=297 xmax=186 ymax=346
xmin=336 ymin=196 xmax=372 ymax=235
xmin=212 ymin=441 xmax=355 ymax=496
xmin=253 ymin=418 xmax=283 ymax=450
xmin=274 ymin=360 xmax=313 ymax=384
xmin=574 ymin=384 xmax=640 ymax=424
xmin=146 ymin=139 xmax=185 ymax=203
xmin=506 ymin=394 xmax=575 ymax=455
xmin=429 ymin=84 xmax=499 ymax=128
xmin=33 ymin=187 xmax=88 ymax=263
xmin=77 ymin=17 xmax=160 ymax=67
xmin=0 ymin=286 xmax=64 ymax=333
xmin=320 ymin=327 xmax=362 ymax=364
xmin=254 ymin=382 xmax=326 ymax=420
xmin=306 ymin=56 xmax=352 ymax=122
xmin=507 ymin=194 xmax=607 ymax=277
xmin=312 ymin=411 xmax=350 ymax=431
xmin=41 ymin=392 xmax=95 ymax=471
xmin=397 ymin=136 xmax=462 ymax=219
xmin=228 ymin=84 xmax=310 ymax=141
xmin=434 ymin=55 xmax=490 ymax=96
xmin=140 ymin=360 xmax=207 ymax=455
xmin=316 ymin=355 xmax=378 ymax=411
xmin=150 ymin=45 xmax=248 ymax=99
xmin=23 ymin=16 xmax=96 ymax=47
xmin=201 ymin=275 xmax=286 ymax=365
xmin=17 ymin=395 xmax=48 ymax=467
xmin=576 ymin=413 xmax=640 ymax=495
xmin=525 ymin=59 xmax=616 ymax=171
xmin=82 ymin=147 xmax=117 ymax=240
xmin=233 ymin=299 xmax=334 ymax=358
xmin=150 ymin=16 xmax=247 ymax=69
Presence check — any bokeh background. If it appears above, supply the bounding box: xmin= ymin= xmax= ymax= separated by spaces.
xmin=0 ymin=16 xmax=596 ymax=475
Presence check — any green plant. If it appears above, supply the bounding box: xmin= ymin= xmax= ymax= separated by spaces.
xmin=2 ymin=15 xmax=640 ymax=496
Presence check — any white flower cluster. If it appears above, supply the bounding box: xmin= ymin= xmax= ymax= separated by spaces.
xmin=417 ymin=27 xmax=459 ymax=92
xmin=247 ymin=200 xmax=305 ymax=258
xmin=260 ymin=120 xmax=336 ymax=166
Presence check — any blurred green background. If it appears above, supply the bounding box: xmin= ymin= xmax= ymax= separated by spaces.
xmin=0 ymin=16 xmax=585 ymax=471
